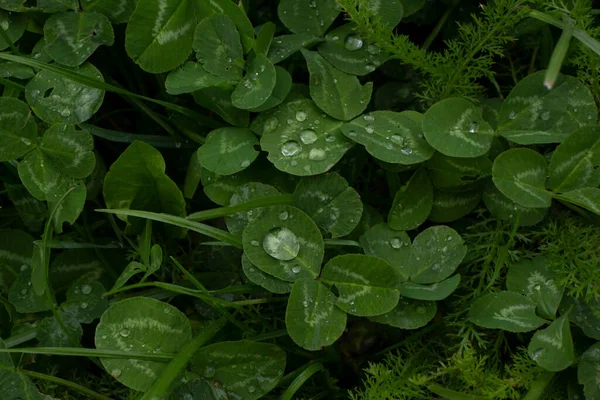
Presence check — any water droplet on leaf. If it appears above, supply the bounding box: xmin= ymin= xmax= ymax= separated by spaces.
xmin=81 ymin=284 xmax=92 ymax=295
xmin=308 ymin=148 xmax=326 ymax=161
xmin=279 ymin=211 xmax=289 ymax=220
xmin=295 ymin=111 xmax=307 ymax=122
xmin=264 ymin=116 xmax=279 ymax=133
xmin=344 ymin=34 xmax=363 ymax=51
xmin=300 ymin=129 xmax=318 ymax=144
xmin=390 ymin=135 xmax=404 ymax=145
xmin=281 ymin=140 xmax=302 ymax=157
xmin=119 ymin=328 xmax=130 ymax=337
xmin=262 ymin=227 xmax=300 ymax=261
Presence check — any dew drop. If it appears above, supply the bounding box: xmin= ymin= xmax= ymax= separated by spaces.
xmin=111 ymin=369 xmax=122 ymax=378
xmin=262 ymin=227 xmax=300 ymax=261
xmin=295 ymin=111 xmax=307 ymax=122
xmin=432 ymin=263 xmax=441 ymax=271
xmin=389 ymin=237 xmax=402 ymax=249
xmin=308 ymin=148 xmax=326 ymax=161
xmin=81 ymin=284 xmax=92 ymax=295
xmin=241 ymin=160 xmax=251 ymax=168
xmin=205 ymin=366 xmax=215 ymax=377
xmin=281 ymin=140 xmax=302 ymax=157
xmin=468 ymin=122 xmax=479 ymax=133
xmin=446 ymin=235 xmax=453 ymax=241
xmin=119 ymin=329 xmax=130 ymax=337
xmin=534 ymin=284 xmax=541 ymax=291
xmin=251 ymin=240 xmax=260 ymax=247
xmin=344 ymin=34 xmax=363 ymax=51
xmin=367 ymin=45 xmax=381 ymax=55
xmin=365 ymin=64 xmax=376 ymax=72
xmin=20 ymin=264 xmax=27 ymax=271
xmin=292 ymin=265 xmax=301 ymax=274
xmin=248 ymin=386 xmax=256 ymax=393
xmin=279 ymin=211 xmax=289 ymax=220
xmin=508 ymin=111 xmax=517 ymax=120
xmin=80 ymin=302 xmax=88 ymax=309
xmin=60 ymin=109 xmax=71 ymax=117
xmin=243 ymin=80 xmax=253 ymax=89
xmin=416 ymin=307 xmax=426 ymax=314
xmin=540 ymin=111 xmax=550 ymax=121
xmin=263 ymin=116 xmax=279 ymax=133
xmin=365 ymin=126 xmax=375 ymax=134
xmin=325 ymin=135 xmax=335 ymax=142
xmin=300 ymin=129 xmax=318 ymax=144
xmin=363 ymin=115 xmax=375 ymax=122
xmin=20 ymin=288 xmax=27 ymax=295
xmin=401 ymin=146 xmax=413 ymax=155
xmin=390 ymin=135 xmax=404 ymax=146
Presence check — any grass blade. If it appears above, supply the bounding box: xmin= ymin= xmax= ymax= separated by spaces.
xmin=0 ymin=347 xmax=174 ymax=361
xmin=81 ymin=123 xmax=198 ymax=148
xmin=186 ymin=194 xmax=293 ymax=221
xmin=544 ymin=17 xmax=574 ymax=89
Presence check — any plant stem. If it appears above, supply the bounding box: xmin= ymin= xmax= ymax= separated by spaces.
xmin=422 ymin=2 xmax=456 ymax=50
xmin=20 ymin=369 xmax=114 ymax=400
xmin=522 ymin=372 xmax=555 ymax=400
xmin=2 ymin=326 xmax=37 ymax=348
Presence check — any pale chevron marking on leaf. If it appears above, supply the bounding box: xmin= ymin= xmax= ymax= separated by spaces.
xmin=397 ymin=195 xmax=428 ymax=216
xmin=552 ymin=149 xmax=589 ymax=176
xmin=128 ymin=359 xmax=158 ymax=378
xmin=115 ymin=0 xmax=128 ymax=17
xmin=536 ymin=330 xmax=563 ymax=349
xmin=302 ymin=282 xmax=332 ymax=328
xmin=116 ymin=317 xmax=186 ymax=335
xmin=507 ymin=95 xmax=543 ymax=123
xmin=514 ymin=181 xmax=549 ymax=204
xmin=156 ymin=21 xmax=193 ymax=45
xmin=56 ymin=20 xmax=78 ymax=52
xmin=153 ymin=0 xmax=168 ymax=36
xmin=327 ymin=264 xmax=371 ymax=304
xmin=0 ymin=249 xmax=32 ymax=265
xmin=493 ymin=304 xmax=535 ymax=327
xmin=52 ymin=260 xmax=102 ymax=274
xmin=433 ymin=192 xmax=480 ymax=208
xmin=526 ymin=271 xmax=558 ymax=295
xmin=53 ymin=133 xmax=88 ymax=168
xmin=448 ymin=108 xmax=488 ymax=149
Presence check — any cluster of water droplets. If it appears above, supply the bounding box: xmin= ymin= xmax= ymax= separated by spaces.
xmin=271 ymin=110 xmax=329 ymax=162
xmin=341 ymin=32 xmax=381 ymax=72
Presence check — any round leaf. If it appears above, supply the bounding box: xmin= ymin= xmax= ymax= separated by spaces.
xmin=62 ymin=280 xmax=109 ymax=324
xmin=285 ymin=278 xmax=347 ymax=351
xmin=268 ymin=34 xmax=322 ymax=64
xmin=25 ymin=63 xmax=105 ymax=124
xmin=8 ymin=266 xmax=52 ymax=313
xmin=231 ymin=54 xmax=277 ymax=109
xmin=39 ymin=124 xmax=96 ymax=179
xmin=190 ymin=340 xmax=286 ymax=400
xmin=0 ymin=97 xmax=36 ymax=162
xmin=492 ymin=148 xmax=552 ymax=208
xmin=469 ymin=291 xmax=547 ymax=332
xmin=95 ymin=297 xmax=192 ymax=391
xmin=555 ymin=187 xmax=600 ymax=216
xmin=321 ymin=254 xmax=401 ymax=316
xmin=578 ymin=342 xmax=600 ymax=400
xmin=248 ymin=66 xmax=293 ymax=112
xmin=278 ymin=0 xmax=339 ymax=36
xmin=81 ymin=0 xmax=137 ymax=24
xmin=389 ymin=168 xmax=433 ymax=230
xmin=365 ymin=0 xmax=403 ymax=27
xmin=165 ymin=61 xmax=235 ymax=95
xmin=400 ymin=274 xmax=461 ymax=301
xmin=428 ymin=189 xmax=481 ymax=223
xmin=528 ymin=313 xmax=574 ymax=372
xmin=482 ymin=182 xmax=547 ymax=227
xmin=43 ymin=11 xmax=114 ymax=67
xmin=410 ymin=226 xmax=467 ymax=284
xmin=293 ymin=172 xmax=363 ymax=238
xmin=193 ymin=14 xmax=243 ymax=80
xmin=242 ymin=205 xmax=324 ymax=282
xmin=194 ymin=87 xmax=249 ymax=128
xmin=226 ymin=183 xmax=281 ymax=236
xmin=359 ymin=223 xmax=411 ymax=280
xmin=426 ymin=152 xmax=492 ymax=191
xmin=197 ymin=128 xmax=259 ymax=176
xmin=0 ymin=10 xmax=26 ymax=51
xmin=241 ymin=254 xmax=292 ymax=294
xmin=370 ymin=298 xmax=437 ymax=329
xmin=260 ymin=98 xmax=354 ymax=176
xmin=37 ymin=311 xmax=82 ymax=347
xmin=423 ymin=98 xmax=494 ymax=158
xmin=561 ymin=296 xmax=600 ymax=340
xmin=18 ymin=149 xmax=71 ymax=201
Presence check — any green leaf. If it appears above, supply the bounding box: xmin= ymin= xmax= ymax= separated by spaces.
xmin=194 ymin=87 xmax=249 ymax=127
xmin=37 ymin=311 xmax=82 ymax=346
xmin=95 ymin=297 xmax=192 ymax=391
xmin=492 ymin=148 xmax=552 ymax=208
xmin=49 ymin=249 xmax=105 ymax=292
xmin=125 ymin=0 xmax=195 ymax=73
xmin=0 ymin=97 xmax=37 ymax=162
xmin=278 ymin=0 xmax=339 ymax=36
xmin=426 ymin=153 xmax=492 ymax=191
xmin=255 ymin=22 xmax=276 ymax=55
xmin=111 ymin=261 xmax=146 ymax=292
xmin=39 ymin=124 xmax=96 ymax=179
xmin=506 ymin=257 xmax=564 ymax=320
xmin=193 ymin=14 xmax=243 ymax=81
xmin=410 ymin=226 xmax=467 ymax=284
xmin=400 ymin=0 xmax=426 ymax=17
xmin=293 ymin=172 xmax=363 ymax=238
xmin=548 ymin=126 xmax=600 ymax=193
xmin=321 ymin=254 xmax=401 ymax=316
xmin=285 ymin=278 xmax=347 ymax=351
xmin=0 ymin=339 xmax=46 ymax=400
xmin=469 ymin=291 xmax=547 ymax=332
xmin=0 ymin=60 xmax=34 ymax=79
xmin=43 ymin=11 xmax=114 ymax=67
xmin=317 ymin=24 xmax=389 ymax=76
xmin=25 ymin=62 xmax=105 ymax=124
xmin=428 ymin=385 xmax=488 ymax=400
xmin=302 ymin=50 xmax=372 ymax=121
xmin=62 ymin=281 xmax=108 ymax=324
xmin=8 ymin=265 xmax=52 ymax=313
xmin=400 ymin=274 xmax=461 ymax=301
xmin=422 ymin=98 xmax=494 ymax=158
xmin=6 ymin=185 xmax=47 ymax=232
xmin=190 ymin=340 xmax=286 ymax=400
xmin=341 ymin=111 xmax=434 ymax=164
xmin=241 ymin=254 xmax=292 ymax=294
xmin=428 ymin=189 xmax=481 ymax=223
xmin=0 ymin=10 xmax=26 ymax=51
xmin=102 ymin=141 xmax=187 ymax=235
xmin=197 ymin=127 xmax=259 ymax=175
xmin=248 ymin=66 xmax=293 ymax=112
xmin=370 ymin=298 xmax=437 ymax=330
xmin=389 ymin=168 xmax=433 ymax=230
xmin=165 ymin=61 xmax=235 ymax=95
xmin=225 ymin=183 xmax=281 ymax=236
xmin=359 ymin=223 xmax=411 ymax=280
xmin=561 ymin=296 xmax=600 ymax=340
xmin=498 ymin=71 xmax=597 ymax=144
xmin=18 ymin=149 xmax=71 ymax=201
xmin=49 ymin=181 xmax=87 ymax=233
xmin=556 ymin=187 xmax=600 ymax=216
xmin=365 ymin=0 xmax=403 ymax=27
xmin=81 ymin=0 xmax=137 ymax=24
xmin=242 ymin=205 xmax=324 ymax=282
xmin=231 ymin=54 xmax=277 ymax=109
xmin=268 ymin=34 xmax=322 ymax=64
xmin=196 ymin=0 xmax=255 ymax=53
xmin=260 ymin=98 xmax=354 ymax=176
xmin=578 ymin=342 xmax=600 ymax=400
xmin=482 ymin=182 xmax=547 ymax=227
xmin=528 ymin=313 xmax=574 ymax=372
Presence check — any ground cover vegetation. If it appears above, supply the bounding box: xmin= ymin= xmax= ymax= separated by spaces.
xmin=0 ymin=0 xmax=600 ymax=398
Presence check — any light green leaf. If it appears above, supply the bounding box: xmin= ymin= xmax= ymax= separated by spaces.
xmin=268 ymin=34 xmax=322 ymax=64
xmin=165 ymin=61 xmax=235 ymax=95
xmin=125 ymin=0 xmax=195 ymax=73
xmin=428 ymin=189 xmax=481 ymax=223
xmin=39 ymin=124 xmax=96 ymax=179
xmin=43 ymin=11 xmax=114 ymax=67
xmin=49 ymin=181 xmax=87 ymax=234
xmin=18 ymin=149 xmax=71 ymax=201
xmin=469 ymin=291 xmax=547 ymax=332
xmin=0 ymin=10 xmax=26 ymax=51
xmin=62 ymin=280 xmax=108 ymax=324
xmin=285 ymin=278 xmax=347 ymax=351
xmin=242 ymin=205 xmax=324 ymax=282
xmin=190 ymin=340 xmax=286 ymax=400
xmin=482 ymin=98 xmax=503 ymax=130
xmin=8 ymin=265 xmax=52 ymax=313
xmin=498 ymin=71 xmax=597 ymax=144
xmin=225 ymin=183 xmax=281 ymax=236
xmin=0 ymin=60 xmax=34 ymax=78
xmin=103 ymin=141 xmax=187 ymax=235
xmin=0 ymin=339 xmax=46 ymax=399
xmin=95 ymin=297 xmax=192 ymax=391
xmin=341 ymin=111 xmax=434 ymax=164
xmin=197 ymin=127 xmax=259 ymax=175
xmin=193 ymin=14 xmax=243 ymax=80
xmin=549 ymin=126 xmax=600 ymax=193
xmin=321 ymin=254 xmax=401 ymax=316
xmin=492 ymin=148 xmax=552 ymax=208
xmin=255 ymin=22 xmax=276 ymax=55
xmin=359 ymin=223 xmax=411 ymax=280
xmin=81 ymin=0 xmax=137 ymax=24
xmin=241 ymin=254 xmax=292 ymax=294
xmin=426 ymin=153 xmax=492 ymax=191
xmin=365 ymin=0 xmax=403 ymax=26
xmin=578 ymin=342 xmax=600 ymax=400
xmin=507 ymin=257 xmax=564 ymax=320
xmin=423 ymin=98 xmax=494 ymax=158
xmin=248 ymin=66 xmax=293 ymax=112
xmin=410 ymin=226 xmax=467 ymax=284
xmin=400 ymin=0 xmax=426 ymax=17
xmin=556 ymin=187 xmax=600 ymax=216
xmin=6 ymin=185 xmax=47 ymax=232
xmin=25 ymin=62 xmax=105 ymax=124
xmin=561 ymin=296 xmax=600 ymax=340
xmin=199 ymin=167 xmax=264 ymax=206
xmin=317 ymin=24 xmax=389 ymax=76
xmin=0 ymin=97 xmax=37 ymax=162
xmin=528 ymin=313 xmax=574 ymax=371
xmin=260 ymin=98 xmax=354 ymax=176
xmin=196 ymin=0 xmax=255 ymax=53
xmin=37 ymin=311 xmax=83 ymax=346
xmin=370 ymin=298 xmax=437 ymax=329
xmin=111 ymin=261 xmax=146 ymax=292
xmin=400 ymin=274 xmax=461 ymax=301
xmin=389 ymin=168 xmax=433 ymax=230
xmin=293 ymin=172 xmax=362 ymax=238
xmin=194 ymin=87 xmax=249 ymax=127
xmin=231 ymin=54 xmax=277 ymax=109
xmin=278 ymin=0 xmax=339 ymax=36
xmin=482 ymin=182 xmax=547 ymax=227
xmin=302 ymin=50 xmax=372 ymax=121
